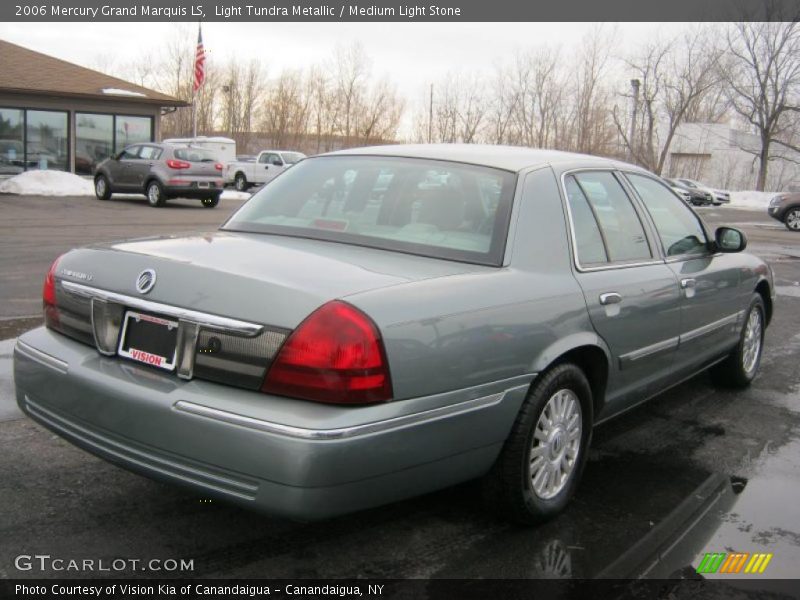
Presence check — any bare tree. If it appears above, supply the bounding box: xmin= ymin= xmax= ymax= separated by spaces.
xmin=722 ymin=20 xmax=800 ymax=190
xmin=613 ymin=27 xmax=725 ymax=175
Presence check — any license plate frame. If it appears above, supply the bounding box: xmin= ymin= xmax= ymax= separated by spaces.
xmin=117 ymin=310 xmax=179 ymax=371
xmin=197 ymin=181 xmax=210 ymax=189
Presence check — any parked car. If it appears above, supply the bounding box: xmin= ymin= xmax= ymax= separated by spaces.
xmin=668 ymin=183 xmax=692 ymax=204
xmin=675 ymin=178 xmax=731 ymax=206
xmin=226 ymin=150 xmax=306 ymax=191
xmin=767 ymin=191 xmax=800 ymax=231
xmin=93 ymin=143 xmax=225 ymax=208
xmin=15 ymin=144 xmax=773 ymax=524
xmin=665 ymin=178 xmax=714 ymax=206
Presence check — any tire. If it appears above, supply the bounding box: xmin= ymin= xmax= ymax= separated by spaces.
xmin=201 ymin=194 xmax=220 ymax=208
xmin=482 ymin=363 xmax=593 ymax=524
xmin=146 ymin=180 xmax=165 ymax=207
xmin=94 ymin=175 xmax=111 ymax=200
xmin=710 ymin=294 xmax=765 ymax=389
xmin=234 ymin=173 xmax=248 ymax=192
xmin=784 ymin=208 xmax=800 ymax=231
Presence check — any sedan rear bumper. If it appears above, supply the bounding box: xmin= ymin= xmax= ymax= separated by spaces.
xmin=14 ymin=327 xmax=530 ymax=520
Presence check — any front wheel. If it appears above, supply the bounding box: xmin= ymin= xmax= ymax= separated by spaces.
xmin=482 ymin=363 xmax=593 ymax=524
xmin=146 ymin=180 xmax=165 ymax=207
xmin=784 ymin=208 xmax=800 ymax=231
xmin=710 ymin=294 xmax=765 ymax=388
xmin=94 ymin=175 xmax=111 ymax=200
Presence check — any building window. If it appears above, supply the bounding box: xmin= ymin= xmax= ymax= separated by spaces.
xmin=26 ymin=110 xmax=69 ymax=171
xmin=115 ymin=115 xmax=152 ymax=152
xmin=0 ymin=108 xmax=24 ymax=175
xmin=75 ymin=113 xmax=113 ymax=176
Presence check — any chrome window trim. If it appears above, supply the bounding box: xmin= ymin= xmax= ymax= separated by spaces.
xmin=173 ymin=388 xmax=518 ymax=441
xmin=61 ymin=281 xmax=264 ymax=337
xmin=558 ymin=168 xmax=664 ymax=273
xmin=14 ymin=340 xmax=69 ymax=374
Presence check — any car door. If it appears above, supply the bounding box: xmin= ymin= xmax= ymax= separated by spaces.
xmin=255 ymin=152 xmax=273 ymax=184
xmin=263 ymin=153 xmax=283 ymax=184
xmin=107 ymin=145 xmax=140 ymax=189
xmin=130 ymin=145 xmax=161 ymax=189
xmin=563 ymin=170 xmax=682 ymax=413
xmin=623 ymin=173 xmax=744 ymax=379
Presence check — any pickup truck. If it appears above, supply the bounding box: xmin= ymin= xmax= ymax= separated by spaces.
xmin=226 ymin=150 xmax=306 ymax=191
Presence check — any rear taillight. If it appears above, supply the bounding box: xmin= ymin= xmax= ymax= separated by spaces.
xmin=261 ymin=301 xmax=392 ymax=404
xmin=215 ymin=162 xmax=223 ymax=171
xmin=166 ymin=159 xmax=191 ymax=170
xmin=43 ymin=255 xmax=62 ymax=328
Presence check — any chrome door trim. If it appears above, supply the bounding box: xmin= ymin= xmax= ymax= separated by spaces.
xmin=679 ymin=312 xmax=743 ymax=344
xmin=618 ymin=336 xmax=680 ymax=369
xmin=61 ymin=280 xmax=264 ymax=337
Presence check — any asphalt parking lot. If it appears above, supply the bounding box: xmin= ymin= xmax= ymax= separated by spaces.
xmin=1 ymin=194 xmax=799 ymax=586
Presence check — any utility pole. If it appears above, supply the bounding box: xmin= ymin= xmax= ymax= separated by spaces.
xmin=628 ymin=79 xmax=640 ymax=163
xmin=428 ymin=83 xmax=434 ymax=144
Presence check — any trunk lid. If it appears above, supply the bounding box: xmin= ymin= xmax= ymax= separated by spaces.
xmin=56 ymin=231 xmax=488 ymax=328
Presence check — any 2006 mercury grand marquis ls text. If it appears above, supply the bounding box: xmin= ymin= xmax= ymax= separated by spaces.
xmin=14 ymin=145 xmax=774 ymax=523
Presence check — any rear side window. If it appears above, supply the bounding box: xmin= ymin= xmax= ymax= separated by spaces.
xmin=570 ymin=171 xmax=652 ymax=263
xmin=118 ymin=146 xmax=140 ymax=160
xmin=625 ymin=173 xmax=708 ymax=257
xmin=565 ymin=177 xmax=608 ymax=265
xmin=223 ymin=156 xmax=517 ymax=266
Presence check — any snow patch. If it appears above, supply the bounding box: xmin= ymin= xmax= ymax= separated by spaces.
xmin=0 ymin=170 xmax=94 ymax=196
xmin=729 ymin=191 xmax=779 ymax=211
xmin=221 ymin=190 xmax=251 ymax=201
xmin=101 ymin=87 xmax=147 ymax=97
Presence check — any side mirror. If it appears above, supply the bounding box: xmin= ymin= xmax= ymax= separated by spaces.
xmin=715 ymin=227 xmax=747 ymax=253
xmin=272 ymin=160 xmax=283 ymax=167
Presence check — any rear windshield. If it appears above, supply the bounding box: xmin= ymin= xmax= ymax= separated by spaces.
xmin=222 ymin=156 xmax=517 ymax=266
xmin=173 ymin=147 xmax=217 ymax=162
xmin=281 ymin=152 xmax=305 ymax=164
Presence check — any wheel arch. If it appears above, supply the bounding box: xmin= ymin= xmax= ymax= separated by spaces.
xmin=755 ymin=278 xmax=773 ymax=326
xmin=528 ymin=333 xmax=611 ymax=423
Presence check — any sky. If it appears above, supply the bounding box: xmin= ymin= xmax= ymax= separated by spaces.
xmin=0 ymin=21 xmax=693 ymax=106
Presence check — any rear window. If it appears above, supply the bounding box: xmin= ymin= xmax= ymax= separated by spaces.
xmin=173 ymin=148 xmax=217 ymax=162
xmin=223 ymin=156 xmax=517 ymax=266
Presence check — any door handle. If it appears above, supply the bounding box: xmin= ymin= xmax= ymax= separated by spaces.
xmin=599 ymin=292 xmax=622 ymax=305
xmin=680 ymin=278 xmax=696 ymax=289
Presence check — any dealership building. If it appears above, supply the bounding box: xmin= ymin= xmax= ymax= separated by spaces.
xmin=0 ymin=39 xmax=186 ymax=176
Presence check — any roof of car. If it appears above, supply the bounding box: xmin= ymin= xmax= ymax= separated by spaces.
xmin=325 ymin=143 xmax=639 ymax=173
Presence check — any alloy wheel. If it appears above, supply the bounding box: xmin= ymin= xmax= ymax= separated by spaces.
xmin=742 ymin=307 xmax=763 ymax=375
xmin=529 ymin=389 xmax=582 ymax=500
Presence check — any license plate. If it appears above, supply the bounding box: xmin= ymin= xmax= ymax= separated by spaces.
xmin=198 ymin=181 xmax=210 ymax=188
xmin=118 ymin=311 xmax=178 ymax=371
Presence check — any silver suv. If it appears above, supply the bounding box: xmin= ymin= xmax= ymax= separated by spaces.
xmin=93 ymin=143 xmax=225 ymax=208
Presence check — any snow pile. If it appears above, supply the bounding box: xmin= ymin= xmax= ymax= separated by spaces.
xmin=729 ymin=191 xmax=779 ymax=211
xmin=221 ymin=190 xmax=251 ymax=201
xmin=102 ymin=87 xmax=146 ymax=97
xmin=0 ymin=170 xmax=94 ymax=196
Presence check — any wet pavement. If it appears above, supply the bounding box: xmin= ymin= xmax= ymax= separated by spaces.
xmin=0 ymin=197 xmax=799 ymax=587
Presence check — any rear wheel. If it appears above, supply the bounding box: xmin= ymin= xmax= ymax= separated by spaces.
xmin=94 ymin=175 xmax=111 ymax=200
xmin=201 ymin=194 xmax=220 ymax=208
xmin=234 ymin=173 xmax=248 ymax=192
xmin=710 ymin=294 xmax=765 ymax=388
xmin=146 ymin=180 xmax=165 ymax=207
xmin=483 ymin=363 xmax=592 ymax=524
xmin=784 ymin=208 xmax=800 ymax=231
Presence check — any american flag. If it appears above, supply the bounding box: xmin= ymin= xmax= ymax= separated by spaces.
xmin=193 ymin=26 xmax=206 ymax=93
